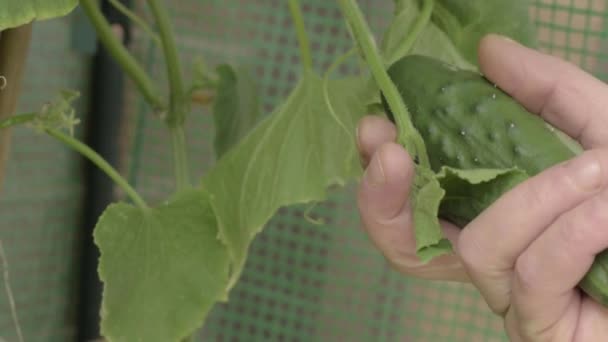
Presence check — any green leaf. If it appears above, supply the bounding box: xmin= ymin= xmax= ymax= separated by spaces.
xmin=94 ymin=189 xmax=230 ymax=342
xmin=382 ymin=0 xmax=537 ymax=69
xmin=0 ymin=0 xmax=78 ymax=30
xmin=410 ymin=165 xmax=450 ymax=262
xmin=410 ymin=165 xmax=530 ymax=261
xmin=202 ymin=72 xmax=370 ymax=289
xmin=431 ymin=0 xmax=537 ymax=66
xmin=381 ymin=0 xmax=475 ymax=69
xmin=436 ymin=166 xmax=529 ymax=228
xmin=212 ymin=64 xmax=263 ymax=159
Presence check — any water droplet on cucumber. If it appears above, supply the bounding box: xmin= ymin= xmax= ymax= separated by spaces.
xmin=514 ymin=146 xmax=523 ymax=155
xmin=472 ymin=103 xmax=484 ymax=113
xmin=433 ymin=108 xmax=447 ymax=116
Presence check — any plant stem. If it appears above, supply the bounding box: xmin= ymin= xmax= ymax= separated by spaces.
xmin=336 ymin=0 xmax=429 ymax=167
xmin=288 ymin=0 xmax=313 ymax=73
xmin=0 ymin=24 xmax=33 ymax=193
xmin=107 ymin=0 xmax=162 ymax=47
xmin=0 ymin=113 xmax=36 ymax=129
xmin=146 ymin=0 xmax=186 ymax=126
xmin=45 ymin=128 xmax=148 ymax=210
xmin=146 ymin=0 xmax=191 ymax=190
xmin=386 ymin=0 xmax=434 ymax=66
xmin=322 ymin=48 xmax=357 ymax=139
xmin=0 ymin=240 xmax=23 ymax=342
xmin=325 ymin=48 xmax=357 ymax=77
xmin=80 ymin=0 xmax=164 ymax=111
xmin=170 ymin=126 xmax=189 ymax=191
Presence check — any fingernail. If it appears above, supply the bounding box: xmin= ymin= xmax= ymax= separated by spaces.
xmin=492 ymin=34 xmax=519 ymax=45
xmin=365 ymin=151 xmax=386 ymax=186
xmin=569 ymin=154 xmax=603 ymax=191
xmin=356 ymin=124 xmax=367 ymax=167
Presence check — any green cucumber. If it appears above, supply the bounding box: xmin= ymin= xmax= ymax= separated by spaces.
xmin=381 ymin=54 xmax=608 ymax=307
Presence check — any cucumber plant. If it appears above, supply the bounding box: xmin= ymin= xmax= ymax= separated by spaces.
xmin=0 ymin=0 xmax=603 ymax=341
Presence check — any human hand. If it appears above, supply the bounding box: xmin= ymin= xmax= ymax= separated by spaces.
xmin=357 ymin=34 xmax=608 ymax=340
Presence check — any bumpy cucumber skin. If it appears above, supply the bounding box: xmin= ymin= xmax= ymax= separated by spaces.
xmin=382 ymin=54 xmax=577 ymax=225
xmin=382 ymin=54 xmax=608 ymax=306
xmin=384 ymin=55 xmax=576 ymax=176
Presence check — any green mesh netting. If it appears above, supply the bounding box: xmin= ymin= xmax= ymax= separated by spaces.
xmin=1 ymin=1 xmax=607 ymax=341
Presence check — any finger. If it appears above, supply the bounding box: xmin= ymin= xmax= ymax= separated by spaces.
xmin=510 ymin=184 xmax=608 ymax=337
xmin=357 ymin=142 xmax=467 ymax=281
xmin=458 ymin=149 xmax=608 ymax=314
xmin=356 ymin=115 xmax=397 ymax=167
xmin=478 ymin=34 xmax=608 ymax=148
xmin=573 ymin=298 xmax=608 ymax=341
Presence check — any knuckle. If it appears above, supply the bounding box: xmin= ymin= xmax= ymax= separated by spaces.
xmin=504 ymin=309 xmax=523 ymax=342
xmin=571 ymin=191 xmax=608 ymax=241
xmin=592 ymin=188 xmax=608 ymax=219
xmin=566 ymin=150 xmax=605 ymax=191
xmin=513 ymin=251 xmax=539 ymax=294
xmin=557 ymin=211 xmax=588 ymax=247
xmin=383 ymin=244 xmax=427 ymax=276
xmin=358 ymin=209 xmax=416 ymax=266
xmin=457 ymin=228 xmax=485 ymax=272
xmin=559 ymin=189 xmax=608 ymax=248
xmin=486 ymin=292 xmax=510 ymax=317
xmin=522 ymin=175 xmax=554 ymax=211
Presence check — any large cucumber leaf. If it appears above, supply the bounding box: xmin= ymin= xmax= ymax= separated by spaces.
xmin=94 ymin=189 xmax=230 ymax=342
xmin=381 ymin=0 xmax=475 ymax=69
xmin=202 ymin=72 xmax=371 ymax=290
xmin=432 ymin=0 xmax=537 ymax=66
xmin=0 ymin=0 xmax=78 ymax=30
xmin=382 ymin=0 xmax=537 ymax=68
xmin=95 ymin=72 xmax=372 ymax=340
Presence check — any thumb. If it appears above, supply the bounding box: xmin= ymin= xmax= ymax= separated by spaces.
xmin=357 ymin=143 xmax=467 ymax=281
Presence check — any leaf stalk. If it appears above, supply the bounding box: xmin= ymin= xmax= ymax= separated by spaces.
xmin=46 ymin=128 xmax=148 ymax=210
xmin=80 ymin=0 xmax=165 ymax=110
xmin=147 ymin=0 xmax=191 ymax=190
xmin=336 ymin=0 xmax=430 ymax=167
xmin=288 ymin=0 xmax=314 ymax=73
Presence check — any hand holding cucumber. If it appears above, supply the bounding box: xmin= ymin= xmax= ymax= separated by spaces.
xmin=357 ymin=34 xmax=608 ymax=340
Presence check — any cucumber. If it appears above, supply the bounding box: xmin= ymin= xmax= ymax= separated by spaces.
xmin=580 ymin=249 xmax=608 ymax=305
xmin=384 ymin=55 xmax=576 ymax=175
xmin=381 ymin=54 xmax=608 ymax=306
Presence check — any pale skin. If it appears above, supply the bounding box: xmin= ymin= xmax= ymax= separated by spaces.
xmin=357 ymin=34 xmax=608 ymax=341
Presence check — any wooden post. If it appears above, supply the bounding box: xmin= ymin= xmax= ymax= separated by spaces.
xmin=0 ymin=24 xmax=34 ymax=193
